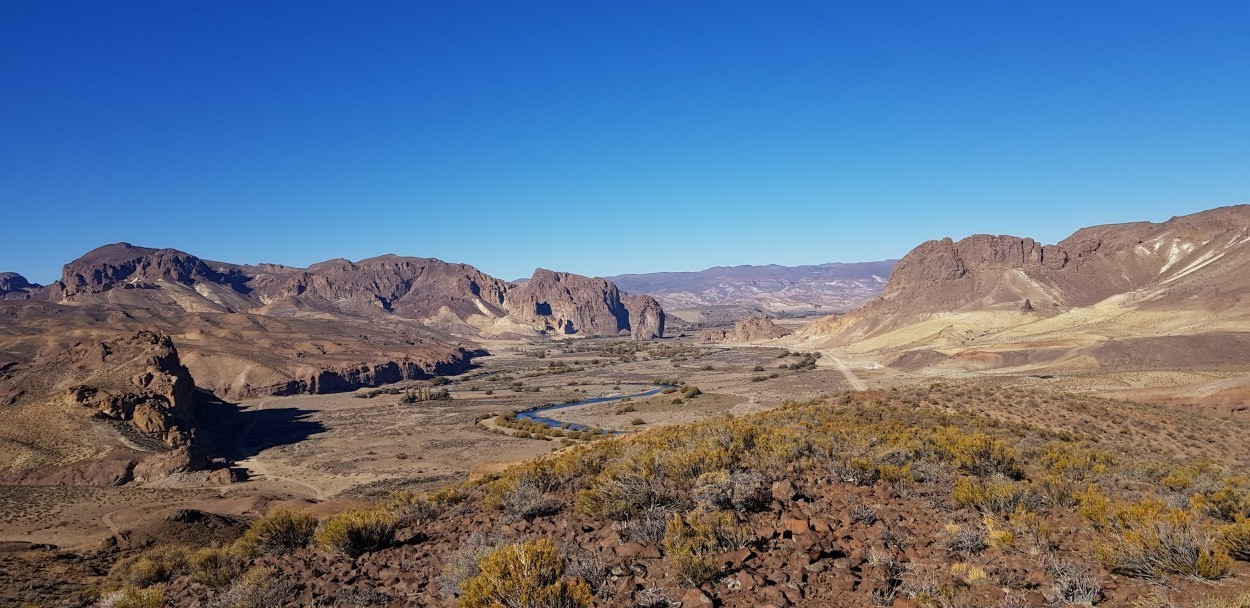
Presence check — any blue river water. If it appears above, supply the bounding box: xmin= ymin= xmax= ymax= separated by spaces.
xmin=514 ymin=385 xmax=672 ymax=432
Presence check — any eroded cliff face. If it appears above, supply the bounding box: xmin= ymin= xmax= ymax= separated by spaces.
xmin=699 ymin=315 xmax=789 ymax=343
xmin=879 ymin=205 xmax=1250 ymax=314
xmin=503 ymin=269 xmax=665 ymax=339
xmin=254 ymin=255 xmax=510 ymax=320
xmin=47 ymin=244 xmax=663 ymax=342
xmin=8 ymin=244 xmax=666 ymax=406
xmin=885 ymin=235 xmax=1068 ymax=292
xmin=270 ymin=354 xmax=481 ymax=396
xmin=0 ymin=331 xmax=210 ymax=485
xmin=624 ymin=294 xmax=665 ymax=340
xmin=67 ymin=331 xmax=196 ymax=443
xmin=58 ymin=243 xmax=250 ymax=298
xmin=504 ymin=269 xmax=629 ymax=335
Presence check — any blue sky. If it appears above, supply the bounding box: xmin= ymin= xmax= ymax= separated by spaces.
xmin=2 ymin=2 xmax=1248 ymax=283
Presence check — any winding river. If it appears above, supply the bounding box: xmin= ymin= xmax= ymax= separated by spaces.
xmin=514 ymin=384 xmax=673 ymax=432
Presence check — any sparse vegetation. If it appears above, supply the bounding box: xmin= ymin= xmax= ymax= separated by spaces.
xmin=109 ymin=545 xmax=188 ymax=587
xmin=101 ymin=586 xmax=166 ymax=608
xmin=457 ymin=537 xmax=593 ymax=608
xmin=207 ymin=566 xmax=296 ymax=608
xmin=188 ymin=546 xmax=245 ymax=587
xmin=400 ymin=386 xmax=452 ymax=403
xmin=87 ymin=384 xmax=1250 ymax=607
xmin=235 ymin=510 xmax=317 ymax=555
xmin=315 ymin=507 xmax=397 ymax=557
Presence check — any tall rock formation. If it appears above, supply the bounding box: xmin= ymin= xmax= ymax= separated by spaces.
xmin=624 ymin=295 xmax=665 ymax=340
xmin=0 ymin=330 xmax=210 ymax=485
xmin=503 ymin=269 xmax=665 ymax=339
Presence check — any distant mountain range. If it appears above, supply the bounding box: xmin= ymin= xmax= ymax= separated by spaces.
xmin=607 ymin=260 xmax=897 ymax=316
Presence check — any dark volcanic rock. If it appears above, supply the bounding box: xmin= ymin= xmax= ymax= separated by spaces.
xmin=624 ymin=294 xmax=665 ymax=340
xmin=58 ymin=243 xmax=250 ymax=298
xmin=0 ymin=272 xmax=39 ymax=299
xmin=504 ymin=269 xmax=647 ymax=338
xmin=62 ymin=331 xmax=196 ymax=444
xmin=271 ymin=353 xmax=482 ymax=396
xmin=1 ymin=330 xmax=210 ymax=485
xmin=254 ymin=255 xmax=510 ymax=320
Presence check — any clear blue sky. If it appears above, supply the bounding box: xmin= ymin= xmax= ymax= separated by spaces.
xmin=3 ymin=2 xmax=1248 ymax=284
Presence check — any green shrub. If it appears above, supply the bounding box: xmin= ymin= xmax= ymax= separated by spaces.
xmin=458 ymin=538 xmax=592 ymax=608
xmin=315 ymin=508 xmax=396 ymax=557
xmin=235 ymin=510 xmax=317 ymax=555
xmin=109 ymin=545 xmax=188 ymax=586
xmin=214 ymin=566 xmax=296 ymax=608
xmin=1220 ymin=518 xmax=1250 ymax=561
xmin=663 ymin=510 xmax=750 ymax=587
xmin=105 ymin=586 xmax=165 ymax=608
xmin=1095 ymin=501 xmax=1231 ymax=580
xmin=188 ymin=545 xmax=245 ymax=587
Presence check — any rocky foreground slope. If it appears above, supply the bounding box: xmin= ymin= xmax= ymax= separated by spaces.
xmin=32 ymin=386 xmax=1250 ymax=608
xmin=798 ymin=205 xmax=1250 ymax=379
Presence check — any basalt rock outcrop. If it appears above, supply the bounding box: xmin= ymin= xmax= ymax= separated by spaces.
xmin=250 ymin=255 xmax=511 ymax=320
xmin=67 ymin=331 xmax=196 ymax=442
xmin=59 ymin=243 xmax=251 ymax=298
xmin=0 ymin=272 xmax=39 ymax=299
xmin=502 ymin=269 xmax=665 ymax=339
xmin=0 ymin=330 xmax=209 ymax=485
xmin=624 ymin=294 xmax=665 ymax=340
xmin=869 ymin=205 xmax=1250 ymax=317
xmin=270 ymin=355 xmax=481 ymax=396
xmin=37 ymin=243 xmax=662 ymax=342
xmin=699 ymin=316 xmax=790 ymax=343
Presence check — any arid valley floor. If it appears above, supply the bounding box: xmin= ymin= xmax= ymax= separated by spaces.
xmin=7 ymin=322 xmax=1250 ymax=606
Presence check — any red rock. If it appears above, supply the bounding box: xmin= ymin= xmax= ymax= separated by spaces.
xmin=785 ymin=518 xmax=810 ymax=535
xmin=682 ymin=588 xmax=714 ymax=606
xmin=771 ymin=480 xmax=800 ymax=502
xmin=723 ymin=547 xmax=754 ymax=567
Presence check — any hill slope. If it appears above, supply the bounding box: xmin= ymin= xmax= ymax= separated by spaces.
xmin=797 ymin=205 xmax=1250 ymax=380
xmin=0 ymin=244 xmax=665 ymax=484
